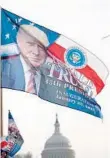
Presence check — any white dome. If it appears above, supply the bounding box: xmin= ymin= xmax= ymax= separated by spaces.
xmin=44 ymin=133 xmax=71 ymax=149
xmin=41 ymin=114 xmax=75 ymax=158
xmin=44 ymin=114 xmax=71 ymax=149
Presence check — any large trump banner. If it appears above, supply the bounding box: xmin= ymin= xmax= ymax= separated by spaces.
xmin=0 ymin=8 xmax=109 ymax=118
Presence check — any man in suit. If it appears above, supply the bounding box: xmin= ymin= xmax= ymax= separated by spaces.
xmin=1 ymin=24 xmax=49 ymax=95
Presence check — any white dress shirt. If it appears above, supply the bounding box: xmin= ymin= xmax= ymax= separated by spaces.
xmin=20 ymin=55 xmax=41 ymax=95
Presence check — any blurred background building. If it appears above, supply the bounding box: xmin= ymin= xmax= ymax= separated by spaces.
xmin=41 ymin=114 xmax=75 ymax=158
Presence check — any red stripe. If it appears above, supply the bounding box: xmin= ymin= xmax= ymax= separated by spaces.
xmin=48 ymin=43 xmax=104 ymax=93
xmin=48 ymin=43 xmax=65 ymax=62
xmin=77 ymin=66 xmax=104 ymax=93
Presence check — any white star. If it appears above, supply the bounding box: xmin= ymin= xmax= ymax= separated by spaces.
xmin=18 ymin=18 xmax=22 ymax=23
xmin=7 ymin=18 xmax=11 ymax=22
xmin=30 ymin=22 xmax=35 ymax=26
xmin=12 ymin=25 xmax=16 ymax=30
xmin=5 ymin=33 xmax=10 ymax=39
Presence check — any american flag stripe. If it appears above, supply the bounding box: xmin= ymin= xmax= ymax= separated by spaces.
xmin=48 ymin=35 xmax=108 ymax=94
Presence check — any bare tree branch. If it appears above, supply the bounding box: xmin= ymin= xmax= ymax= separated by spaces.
xmin=102 ymin=34 xmax=110 ymax=40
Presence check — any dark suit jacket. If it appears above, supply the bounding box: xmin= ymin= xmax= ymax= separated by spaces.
xmin=1 ymin=55 xmax=25 ymax=91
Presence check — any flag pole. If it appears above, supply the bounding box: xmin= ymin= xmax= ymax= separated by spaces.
xmin=0 ymin=5 xmax=3 ymax=137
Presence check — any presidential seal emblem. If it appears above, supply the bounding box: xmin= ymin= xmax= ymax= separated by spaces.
xmin=64 ymin=47 xmax=87 ymax=69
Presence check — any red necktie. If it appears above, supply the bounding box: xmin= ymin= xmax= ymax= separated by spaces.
xmin=26 ymin=70 xmax=36 ymax=94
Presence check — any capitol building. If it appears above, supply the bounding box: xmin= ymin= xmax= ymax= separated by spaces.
xmin=41 ymin=114 xmax=75 ymax=158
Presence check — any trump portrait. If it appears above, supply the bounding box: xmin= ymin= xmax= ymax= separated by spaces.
xmin=1 ymin=24 xmax=49 ymax=95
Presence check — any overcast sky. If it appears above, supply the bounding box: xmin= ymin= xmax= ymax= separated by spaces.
xmin=1 ymin=0 xmax=110 ymax=158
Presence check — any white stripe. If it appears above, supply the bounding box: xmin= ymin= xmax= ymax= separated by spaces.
xmin=56 ymin=35 xmax=109 ymax=83
xmin=0 ymin=43 xmax=20 ymax=56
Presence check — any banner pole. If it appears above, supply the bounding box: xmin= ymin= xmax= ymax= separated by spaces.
xmin=0 ymin=6 xmax=3 ymax=137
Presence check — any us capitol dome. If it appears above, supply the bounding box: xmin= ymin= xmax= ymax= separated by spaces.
xmin=41 ymin=114 xmax=75 ymax=158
